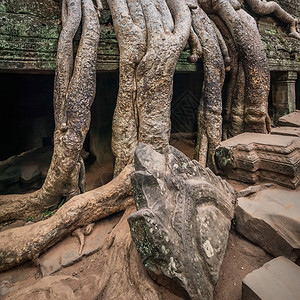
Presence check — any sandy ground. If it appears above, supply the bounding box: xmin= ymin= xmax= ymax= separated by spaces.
xmin=0 ymin=139 xmax=276 ymax=299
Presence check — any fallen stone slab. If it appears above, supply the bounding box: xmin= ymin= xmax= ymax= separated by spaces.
xmin=242 ymin=256 xmax=300 ymax=300
xmin=215 ymin=132 xmax=300 ymax=189
xmin=271 ymin=126 xmax=300 ymax=137
xmin=278 ymin=111 xmax=300 ymax=127
xmin=236 ymin=187 xmax=300 ymax=260
xmin=39 ymin=214 xmax=121 ymax=276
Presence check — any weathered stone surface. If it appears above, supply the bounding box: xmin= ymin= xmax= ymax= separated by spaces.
xmin=271 ymin=126 xmax=300 ymax=137
xmin=278 ymin=111 xmax=300 ymax=127
xmin=0 ymin=147 xmax=52 ymax=194
xmin=242 ymin=256 xmax=300 ymax=300
xmin=39 ymin=214 xmax=120 ymax=276
xmin=0 ymin=0 xmax=299 ymax=72
xmin=128 ymin=144 xmax=235 ymax=300
xmin=20 ymin=165 xmax=40 ymax=183
xmin=0 ymin=166 xmax=21 ymax=184
xmin=215 ymin=133 xmax=300 ymax=189
xmin=236 ymin=187 xmax=300 ymax=260
xmin=4 ymin=275 xmax=80 ymax=300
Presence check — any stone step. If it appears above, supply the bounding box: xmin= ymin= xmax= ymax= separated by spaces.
xmin=242 ymin=256 xmax=300 ymax=300
xmin=236 ymin=186 xmax=300 ymax=260
xmin=278 ymin=111 xmax=300 ymax=128
xmin=215 ymin=132 xmax=300 ymax=189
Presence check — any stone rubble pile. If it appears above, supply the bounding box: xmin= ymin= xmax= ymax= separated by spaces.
xmin=215 ymin=112 xmax=300 ymax=299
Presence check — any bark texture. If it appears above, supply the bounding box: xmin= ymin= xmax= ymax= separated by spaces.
xmin=246 ymin=0 xmax=300 ymax=39
xmin=110 ymin=0 xmax=191 ymax=175
xmin=191 ymin=2 xmax=225 ymax=170
xmin=94 ymin=206 xmax=163 ymax=299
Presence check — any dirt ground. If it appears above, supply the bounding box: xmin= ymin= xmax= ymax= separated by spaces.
xmin=0 ymin=139 xmax=275 ymax=299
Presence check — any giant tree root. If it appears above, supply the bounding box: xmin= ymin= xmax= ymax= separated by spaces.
xmin=191 ymin=3 xmax=225 ymax=170
xmin=110 ymin=0 xmax=191 ymax=175
xmin=0 ymin=165 xmax=134 ymax=273
xmin=92 ymin=206 xmax=163 ymax=299
xmin=5 ymin=206 xmax=182 ymax=300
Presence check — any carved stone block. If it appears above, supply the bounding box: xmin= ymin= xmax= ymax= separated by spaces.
xmin=215 ymin=133 xmax=300 ymax=189
xmin=128 ymin=144 xmax=235 ymax=300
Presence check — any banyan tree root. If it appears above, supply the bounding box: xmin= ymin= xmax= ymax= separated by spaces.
xmin=109 ymin=0 xmax=146 ymax=177
xmin=210 ymin=14 xmax=246 ymax=139
xmin=5 ymin=206 xmax=180 ymax=299
xmin=39 ymin=0 xmax=101 ymax=205
xmin=110 ymin=0 xmax=191 ymax=175
xmin=190 ymin=2 xmax=225 ymax=171
xmin=0 ymin=165 xmax=134 ymax=273
xmin=0 ymin=0 xmax=101 ymax=221
xmin=92 ymin=206 xmax=163 ymax=299
xmin=246 ymin=0 xmax=300 ymax=39
xmin=208 ymin=1 xmax=271 ymax=134
xmin=135 ymin=0 xmax=191 ymax=151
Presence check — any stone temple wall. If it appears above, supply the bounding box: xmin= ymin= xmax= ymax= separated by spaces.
xmin=0 ymin=0 xmax=299 ymax=73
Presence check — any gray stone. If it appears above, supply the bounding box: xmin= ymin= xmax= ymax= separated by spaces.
xmin=0 ymin=166 xmax=21 ymax=184
xmin=20 ymin=165 xmax=41 ymax=183
xmin=236 ymin=187 xmax=300 ymax=260
xmin=237 ymin=185 xmax=263 ymax=198
xmin=128 ymin=144 xmax=235 ymax=300
xmin=242 ymin=256 xmax=300 ymax=300
xmin=215 ymin=132 xmax=300 ymax=189
xmin=39 ymin=215 xmax=120 ymax=276
xmin=271 ymin=126 xmax=300 ymax=137
xmin=278 ymin=111 xmax=300 ymax=127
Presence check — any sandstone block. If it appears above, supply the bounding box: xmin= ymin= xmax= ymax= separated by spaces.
xmin=271 ymin=126 xmax=300 ymax=137
xmin=39 ymin=215 xmax=120 ymax=276
xmin=278 ymin=111 xmax=300 ymax=127
xmin=20 ymin=165 xmax=40 ymax=183
xmin=215 ymin=132 xmax=300 ymax=189
xmin=236 ymin=187 xmax=300 ymax=260
xmin=242 ymin=256 xmax=300 ymax=300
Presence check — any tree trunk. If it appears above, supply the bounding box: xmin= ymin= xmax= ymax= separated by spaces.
xmin=110 ymin=0 xmax=191 ymax=175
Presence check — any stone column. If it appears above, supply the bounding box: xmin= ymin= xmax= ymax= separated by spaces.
xmin=272 ymin=71 xmax=298 ymax=124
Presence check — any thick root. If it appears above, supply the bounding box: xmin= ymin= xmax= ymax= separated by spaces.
xmin=0 ymin=0 xmax=101 ymax=222
xmin=192 ymin=4 xmax=225 ymax=170
xmin=0 ymin=165 xmax=134 ymax=273
xmin=94 ymin=206 xmax=162 ymax=299
xmin=109 ymin=0 xmax=146 ymax=176
xmin=246 ymin=0 xmax=300 ymax=39
xmin=0 ymin=191 xmax=44 ymax=223
xmin=5 ymin=206 xmax=177 ymax=300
